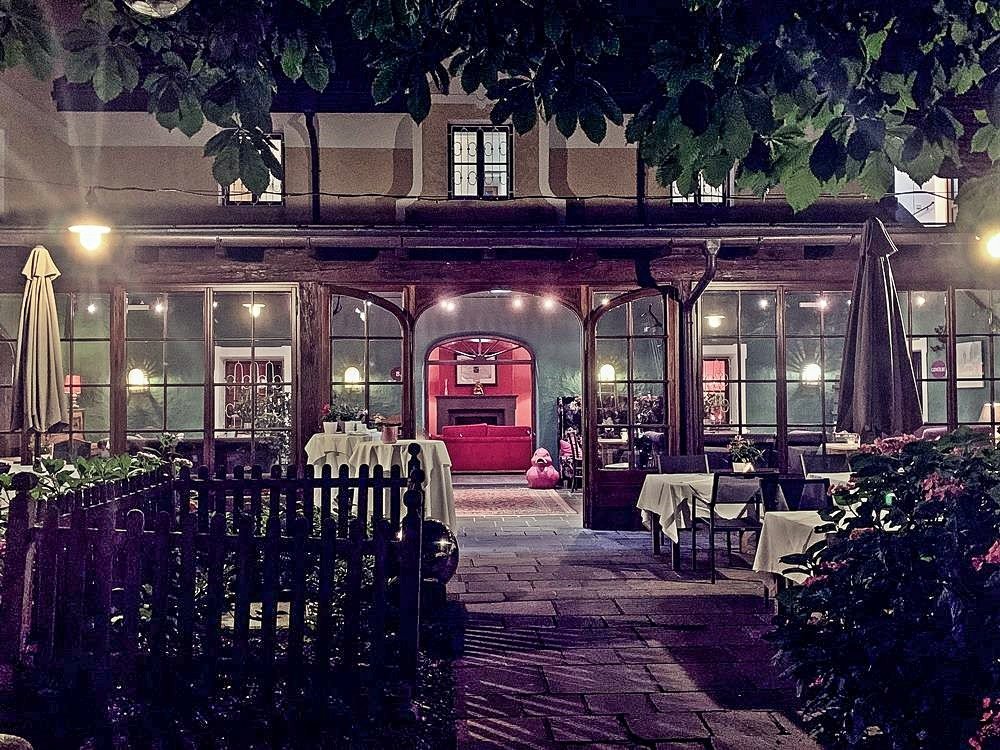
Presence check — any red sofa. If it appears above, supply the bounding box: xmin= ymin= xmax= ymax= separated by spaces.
xmin=438 ymin=423 xmax=533 ymax=472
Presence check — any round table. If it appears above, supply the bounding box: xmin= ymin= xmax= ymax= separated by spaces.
xmin=752 ymin=510 xmax=826 ymax=583
xmin=304 ymin=432 xmax=377 ymax=471
xmin=346 ymin=439 xmax=457 ymax=529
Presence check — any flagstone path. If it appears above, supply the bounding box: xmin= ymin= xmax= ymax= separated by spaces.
xmin=447 ymin=513 xmax=822 ymax=750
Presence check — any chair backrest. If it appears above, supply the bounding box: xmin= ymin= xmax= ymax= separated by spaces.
xmin=710 ymin=473 xmax=764 ymax=518
xmin=705 ymin=450 xmax=732 ymax=472
xmin=657 ymin=453 xmax=709 ymax=474
xmin=794 ymin=478 xmax=832 ymax=511
xmin=801 ymin=453 xmax=850 ymax=475
xmin=757 ymin=473 xmax=791 ymax=512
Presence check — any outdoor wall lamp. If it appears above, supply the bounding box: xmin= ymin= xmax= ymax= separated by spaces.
xmin=986 ymin=232 xmax=1000 ymax=259
xmin=68 ymin=189 xmax=111 ymax=252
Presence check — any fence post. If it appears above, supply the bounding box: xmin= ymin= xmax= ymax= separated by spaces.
xmin=399 ymin=444 xmax=424 ymax=691
xmin=0 ymin=473 xmax=38 ymax=690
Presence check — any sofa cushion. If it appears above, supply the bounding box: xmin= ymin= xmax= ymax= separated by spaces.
xmin=441 ymin=423 xmax=488 ymax=438
xmin=487 ymin=425 xmax=532 ymax=439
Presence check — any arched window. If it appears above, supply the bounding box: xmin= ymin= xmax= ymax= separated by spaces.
xmin=330 ymin=293 xmax=405 ymax=424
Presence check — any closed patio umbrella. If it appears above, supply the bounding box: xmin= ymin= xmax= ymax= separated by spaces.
xmin=10 ymin=246 xmax=69 ymax=442
xmin=836 ymin=217 xmax=922 ymax=439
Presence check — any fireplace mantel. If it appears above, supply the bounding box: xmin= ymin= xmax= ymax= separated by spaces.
xmin=436 ymin=395 xmax=518 ymax=433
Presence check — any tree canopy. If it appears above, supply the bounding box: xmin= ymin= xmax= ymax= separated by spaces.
xmin=2 ymin=0 xmax=999 ymax=226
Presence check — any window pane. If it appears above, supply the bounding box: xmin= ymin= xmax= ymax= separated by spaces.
xmin=165 ymin=341 xmax=204 ymax=384
xmin=701 ymin=292 xmax=737 ymax=337
xmin=958 ymin=383 xmax=993 ymax=422
xmin=72 ymin=341 xmax=110 ymax=385
xmin=369 ymin=384 xmax=402 ymax=422
xmin=0 ymin=294 xmax=21 ymax=337
xmin=740 ymin=292 xmax=776 ymax=334
xmin=596 ymin=339 xmax=628 ymax=381
xmin=908 ymin=291 xmax=946 ymax=336
xmin=128 ymin=388 xmax=164 ymax=431
xmin=633 ymin=385 xmax=665 ymax=425
xmin=632 ymin=338 xmax=665 ymax=381
xmin=79 ymin=386 xmax=110 ymax=434
xmin=251 ymin=293 xmax=292 ymax=340
xmin=632 ymin=297 xmax=665 ymax=335
xmin=744 ymin=339 xmax=776 ymax=380
xmin=367 ymin=303 xmax=402 ymax=338
xmin=922 ymin=380 xmax=948 ymax=423
xmin=745 ymin=383 xmax=776 ymax=425
xmin=786 ymin=338 xmax=822 ymax=381
xmin=75 ymin=295 xmax=110 ymax=338
xmin=331 ymin=296 xmax=367 ymax=337
xmin=126 ymin=294 xmax=167 ymax=339
xmin=785 ymin=293 xmax=822 ymax=336
xmin=956 ymin=290 xmax=993 ymax=334
xmin=166 ymin=293 xmax=204 ymax=338
xmin=332 ymin=339 xmax=366 ymax=382
xmin=787 ymin=383 xmax=822 ymax=424
xmin=822 ymin=293 xmax=851 ymax=336
xmin=213 ymin=293 xmax=254 ymax=342
xmin=596 ymin=303 xmax=627 ymax=337
xmin=369 ymin=339 xmax=401 ymax=382
xmin=166 ymin=386 xmax=204 ymax=431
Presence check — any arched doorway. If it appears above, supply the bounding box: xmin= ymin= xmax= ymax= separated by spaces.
xmin=584 ymin=289 xmax=677 ymax=528
xmin=425 ymin=335 xmax=535 ymax=472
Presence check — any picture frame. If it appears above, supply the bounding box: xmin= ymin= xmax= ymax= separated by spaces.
xmin=456 ymin=354 xmax=497 ymax=385
xmin=957 ymin=340 xmax=984 ymax=388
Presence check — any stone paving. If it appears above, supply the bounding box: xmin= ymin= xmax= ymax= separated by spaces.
xmin=448 ymin=512 xmax=822 ymax=750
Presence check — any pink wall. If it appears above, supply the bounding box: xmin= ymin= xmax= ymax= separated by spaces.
xmin=426 ymin=339 xmax=534 ymax=433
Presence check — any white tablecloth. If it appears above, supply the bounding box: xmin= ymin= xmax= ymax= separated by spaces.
xmin=752 ymin=511 xmax=825 ymax=583
xmin=347 ymin=439 xmax=456 ymax=529
xmin=808 ymin=471 xmax=853 ymax=485
xmin=304 ymin=432 xmax=376 ymax=470
xmin=638 ymin=473 xmax=771 ymax=543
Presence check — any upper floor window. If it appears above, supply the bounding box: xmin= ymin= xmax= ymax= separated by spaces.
xmin=670 ymin=172 xmax=726 ymax=205
xmin=449 ymin=125 xmax=512 ymax=199
xmin=223 ymin=135 xmax=284 ymax=205
xmin=894 ymin=169 xmax=956 ymax=225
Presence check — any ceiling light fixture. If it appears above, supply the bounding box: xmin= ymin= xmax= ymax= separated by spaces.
xmin=68 ymin=188 xmax=111 ymax=252
xmin=704 ymin=314 xmax=726 ymax=329
xmin=242 ymin=302 xmax=266 ymax=318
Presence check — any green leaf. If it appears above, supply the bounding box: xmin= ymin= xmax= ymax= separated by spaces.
xmin=579 ymin=108 xmax=607 ymax=143
xmin=858 ymin=152 xmax=894 ymax=199
xmin=281 ymin=38 xmax=305 ymax=82
xmin=91 ymin=59 xmax=124 ymax=101
xmin=82 ymin=0 xmax=118 ymax=28
xmin=956 ymin=172 xmax=1000 ymax=229
xmin=239 ymin=139 xmax=271 ymax=195
xmin=406 ymin=75 xmax=431 ymax=122
xmin=555 ymin=110 xmax=577 ymax=138
xmin=783 ymin=165 xmax=823 ymax=212
xmin=543 ymin=12 xmax=565 ymax=42
xmin=720 ymin=96 xmax=752 ymax=159
xmin=302 ymin=49 xmax=330 ymax=92
xmin=212 ymin=144 xmax=240 ymax=188
xmin=177 ymin=93 xmax=204 ymax=137
xmin=64 ymin=51 xmax=98 ymax=83
xmin=203 ymin=129 xmax=236 ymax=157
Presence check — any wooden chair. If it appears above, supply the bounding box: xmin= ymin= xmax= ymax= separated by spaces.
xmin=801 ymin=453 xmax=850 ymax=476
xmin=656 ymin=453 xmax=709 ymax=474
xmin=561 ymin=432 xmax=584 ymax=493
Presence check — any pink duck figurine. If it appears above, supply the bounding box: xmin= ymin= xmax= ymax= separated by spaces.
xmin=526 ymin=448 xmax=561 ymax=490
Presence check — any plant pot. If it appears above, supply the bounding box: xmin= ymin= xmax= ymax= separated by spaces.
xmin=381 ymin=425 xmax=399 ymax=444
xmin=732 ymin=462 xmax=754 ymax=473
xmin=345 ymin=420 xmax=365 ymax=434
xmin=322 ymin=421 xmax=337 ymax=434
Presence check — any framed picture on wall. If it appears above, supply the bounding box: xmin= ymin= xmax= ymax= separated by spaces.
xmin=957 ymin=340 xmax=984 ymax=388
xmin=456 ymin=354 xmax=497 ymax=385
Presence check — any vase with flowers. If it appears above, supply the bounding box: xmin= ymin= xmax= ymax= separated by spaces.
xmin=374 ymin=413 xmax=400 ymax=444
xmin=728 ymin=434 xmax=763 ymax=472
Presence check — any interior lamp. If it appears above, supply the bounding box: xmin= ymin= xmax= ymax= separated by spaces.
xmin=704 ymin=314 xmax=725 ymax=329
xmin=68 ymin=188 xmax=112 ymax=252
xmin=598 ymin=363 xmax=616 ymax=382
xmin=127 ymin=367 xmax=150 ymax=393
xmin=122 ymin=0 xmax=192 ymax=18
xmin=978 ymin=402 xmax=1000 ymax=423
xmin=800 ymin=362 xmax=822 ymax=385
xmin=344 ymin=366 xmax=362 ymax=384
xmin=64 ymin=374 xmax=82 ymax=408
xmin=242 ymin=302 xmax=266 ymax=318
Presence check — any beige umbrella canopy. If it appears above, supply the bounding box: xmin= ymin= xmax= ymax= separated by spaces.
xmin=10 ymin=246 xmax=69 ymax=436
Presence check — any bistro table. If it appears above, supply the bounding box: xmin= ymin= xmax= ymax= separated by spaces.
xmin=304 ymin=432 xmax=377 ymax=471
xmin=347 ymin=439 xmax=457 ymax=529
xmin=807 ymin=471 xmax=854 ymax=485
xmin=753 ymin=510 xmax=826 ymax=584
xmin=636 ymin=472 xmax=784 ymax=567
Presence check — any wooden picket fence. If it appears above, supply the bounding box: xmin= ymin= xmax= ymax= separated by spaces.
xmin=0 ymin=445 xmax=426 ymax=713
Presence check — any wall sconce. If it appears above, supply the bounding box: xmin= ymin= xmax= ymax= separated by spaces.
xmin=704 ymin=314 xmax=726 ymax=329
xmin=127 ymin=367 xmax=150 ymax=393
xmin=800 ymin=362 xmax=822 ymax=385
xmin=598 ymin=363 xmax=616 ymax=382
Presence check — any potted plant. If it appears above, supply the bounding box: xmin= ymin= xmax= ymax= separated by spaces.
xmin=374 ymin=413 xmax=399 ymax=444
xmin=320 ymin=402 xmax=342 ymax=434
xmin=344 ymin=406 xmax=369 ymax=434
xmin=728 ymin=433 xmax=763 ymax=472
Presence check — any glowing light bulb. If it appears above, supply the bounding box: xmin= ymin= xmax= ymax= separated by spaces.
xmin=542 ymin=297 xmax=556 ymax=310
xmin=127 ymin=367 xmax=149 ymax=392
xmin=757 ymin=298 xmax=769 ymax=310
xmin=598 ymin=363 xmax=616 ymax=382
xmin=704 ymin=314 xmax=725 ymax=329
xmin=242 ymin=302 xmax=265 ymax=318
xmin=440 ymin=299 xmax=456 ymax=311
xmin=86 ymin=303 xmax=97 ymax=314
xmin=914 ymin=294 xmax=926 ymax=307
xmin=69 ymin=223 xmax=110 ymax=251
xmin=987 ymin=233 xmax=1000 ymax=259
xmin=800 ymin=363 xmax=822 ymax=384
xmin=344 ymin=366 xmax=362 ymax=383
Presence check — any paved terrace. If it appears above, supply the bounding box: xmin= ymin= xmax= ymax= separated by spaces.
xmin=448 ymin=514 xmax=821 ymax=750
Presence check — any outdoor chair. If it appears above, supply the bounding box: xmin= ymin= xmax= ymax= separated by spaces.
xmin=801 ymin=453 xmax=850 ymax=476
xmin=705 ymin=449 xmax=733 ymax=472
xmin=791 ymin=477 xmax=832 ymax=511
xmin=656 ymin=453 xmax=709 ymax=473
xmin=693 ymin=472 xmax=782 ymax=584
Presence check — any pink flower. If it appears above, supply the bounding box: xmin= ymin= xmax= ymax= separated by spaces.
xmin=802 ymin=574 xmax=827 ymax=587
xmin=971 ymin=541 xmax=1000 ymax=572
xmin=921 ymin=472 xmax=965 ymax=502
xmin=849 ymin=527 xmax=874 ymax=540
xmin=859 ymin=434 xmax=920 ymax=455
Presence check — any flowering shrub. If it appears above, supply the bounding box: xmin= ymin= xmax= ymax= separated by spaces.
xmin=769 ymin=428 xmax=1000 ymax=749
